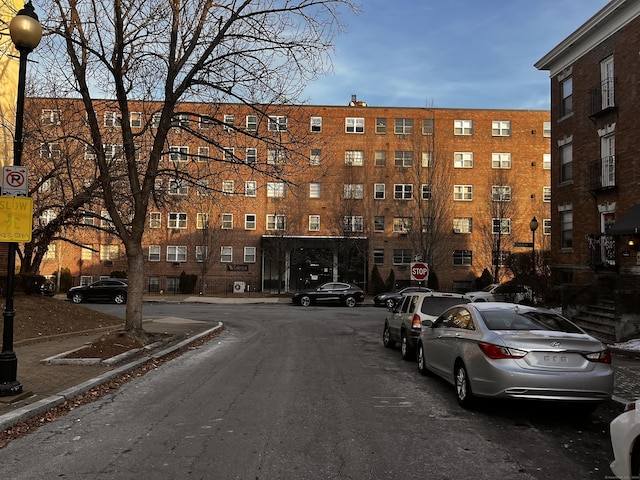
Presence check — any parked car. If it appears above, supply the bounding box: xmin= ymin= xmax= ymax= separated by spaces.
xmin=610 ymin=400 xmax=640 ymax=479
xmin=67 ymin=279 xmax=128 ymax=304
xmin=465 ymin=283 xmax=533 ymax=304
xmin=292 ymin=282 xmax=365 ymax=307
xmin=382 ymin=291 xmax=471 ymax=360
xmin=373 ymin=286 xmax=432 ymax=309
xmin=416 ymin=302 xmax=613 ymax=409
xmin=39 ymin=280 xmax=56 ymax=296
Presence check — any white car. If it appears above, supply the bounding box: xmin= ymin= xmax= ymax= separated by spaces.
xmin=466 ymin=283 xmax=533 ymax=304
xmin=611 ymin=400 xmax=640 ymax=479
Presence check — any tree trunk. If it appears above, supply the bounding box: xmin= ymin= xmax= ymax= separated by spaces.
xmin=124 ymin=242 xmax=145 ymax=332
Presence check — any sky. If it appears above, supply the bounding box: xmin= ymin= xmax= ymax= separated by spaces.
xmin=301 ymin=0 xmax=611 ymax=110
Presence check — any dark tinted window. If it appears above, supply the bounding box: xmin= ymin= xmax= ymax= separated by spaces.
xmin=420 ymin=297 xmax=470 ymax=316
xmin=480 ymin=310 xmax=583 ymax=333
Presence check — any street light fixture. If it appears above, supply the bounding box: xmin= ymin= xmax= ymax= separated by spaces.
xmin=0 ymin=2 xmax=42 ymax=397
xmin=529 ymin=216 xmax=539 ymax=275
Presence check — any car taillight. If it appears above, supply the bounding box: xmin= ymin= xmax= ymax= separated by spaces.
xmin=411 ymin=314 xmax=421 ymax=331
xmin=477 ymin=342 xmax=526 ymax=359
xmin=584 ymin=350 xmax=612 ymax=364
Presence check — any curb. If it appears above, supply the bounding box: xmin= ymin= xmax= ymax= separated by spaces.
xmin=0 ymin=323 xmax=223 ymax=432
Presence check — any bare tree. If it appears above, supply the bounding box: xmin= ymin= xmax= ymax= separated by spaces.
xmin=32 ymin=0 xmax=357 ymax=336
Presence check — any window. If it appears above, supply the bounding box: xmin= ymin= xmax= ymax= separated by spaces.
xmin=543 ymin=122 xmax=551 ymax=138
xmin=376 ymin=118 xmax=387 ymax=134
xmin=103 ymin=144 xmax=123 ymax=161
xmin=149 ymin=245 xmax=161 ymax=262
xmin=221 ymin=246 xmax=233 ymax=263
xmin=374 ymin=216 xmax=385 ymax=232
xmin=454 ymin=152 xmax=473 ymax=168
xmin=40 ymin=142 xmax=61 ymax=160
xmin=222 ymin=180 xmax=234 ymax=195
xmin=560 ymin=76 xmax=572 ymax=117
xmin=393 ymin=249 xmax=412 ymax=265
xmin=171 ymin=114 xmax=190 ymax=128
xmin=344 ymin=184 xmax=364 ymax=199
xmin=199 ymin=115 xmax=213 ymax=129
xmin=394 ymin=184 xmax=413 ymax=200
xmin=453 ymin=250 xmax=472 ymax=266
xmin=198 ymin=146 xmax=210 ymax=161
xmin=85 ymin=145 xmax=96 ymax=161
xmin=244 ymin=247 xmax=256 ymax=263
xmin=492 ymin=121 xmax=511 ymax=136
xmin=421 ymin=152 xmax=432 ymax=167
xmin=560 ymin=141 xmax=572 ymax=182
xmin=345 ymin=150 xmax=364 ymax=166
xmin=246 ymin=115 xmax=258 ymax=131
xmin=454 ymin=120 xmax=473 ymax=135
xmin=267 ymin=182 xmax=285 ymax=198
xmin=492 ymin=185 xmax=511 ymax=202
xmin=169 ymin=180 xmax=188 ymax=195
xmin=543 ymin=186 xmax=551 ymax=202
xmin=168 ymin=212 xmax=187 ymax=229
xmin=421 ymin=184 xmax=432 ymax=200
xmin=245 ymin=181 xmax=257 ymax=197
xmin=245 ymin=214 xmax=257 ymax=230
xmin=221 ymin=213 xmax=233 ymax=230
xmin=104 ymin=111 xmax=121 ymax=127
xmin=81 ymin=245 xmax=93 ymax=261
xmin=345 ymin=117 xmax=364 ymax=133
xmin=492 ymin=218 xmax=511 ymax=234
xmin=196 ymin=180 xmax=209 ymax=196
xmin=223 ymin=147 xmax=235 ymax=162
xmin=374 ymin=184 xmax=385 ymax=200
xmin=394 ymin=118 xmax=414 ymax=134
xmin=197 ymin=213 xmax=209 ymax=229
xmin=151 ymin=112 xmax=162 ymax=128
xmin=492 ymin=153 xmax=511 ymax=169
xmin=169 ymin=146 xmax=189 ymax=162
xmin=422 ymin=118 xmax=434 ymax=135
xmin=421 ymin=216 xmax=433 ymax=233
xmin=310 ymin=116 xmax=322 ymax=132
xmin=100 ymin=244 xmax=119 ymax=261
xmin=374 ymin=151 xmax=386 ymax=167
xmin=130 ymin=112 xmax=142 ymax=128
xmin=393 ymin=217 xmax=412 ymax=233
xmin=454 ymin=185 xmax=473 ymax=201
xmin=266 ymin=214 xmax=286 ymax=230
xmin=394 ymin=151 xmax=413 ymax=167
xmin=82 ymin=212 xmax=95 ymax=226
xmin=149 ymin=212 xmax=161 ymax=228
xmin=543 ymin=219 xmax=551 ymax=235
xmin=100 ymin=210 xmax=114 ymax=228
xmin=601 ymin=133 xmax=616 ymax=188
xmin=310 ymin=149 xmax=321 ymax=165
xmin=268 ymin=116 xmax=287 ymax=132
xmin=39 ymin=209 xmax=56 ymax=226
xmin=196 ymin=246 xmax=207 ymax=263
xmin=41 ymin=109 xmax=61 ymax=125
xmin=344 ymin=216 xmax=364 ymax=232
xmin=373 ymin=249 xmax=384 ymax=264
xmin=167 ymin=246 xmax=187 ymax=263
xmin=560 ymin=209 xmax=573 ymax=249
xmin=309 ymin=183 xmax=321 ymax=199
xmin=453 ymin=217 xmax=472 ymax=234
xmin=309 ymin=215 xmax=320 ymax=231
xmin=223 ymin=114 xmax=235 ymax=131
xmin=267 ymin=149 xmax=285 ymax=165
xmin=543 ymin=153 xmax=551 ymax=170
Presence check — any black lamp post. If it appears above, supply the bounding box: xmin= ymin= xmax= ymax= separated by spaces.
xmin=0 ymin=2 xmax=42 ymax=397
xmin=529 ymin=216 xmax=539 ymax=275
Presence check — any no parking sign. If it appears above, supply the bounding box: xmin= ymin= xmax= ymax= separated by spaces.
xmin=2 ymin=166 xmax=29 ymax=197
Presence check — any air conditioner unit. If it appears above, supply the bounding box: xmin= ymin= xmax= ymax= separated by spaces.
xmin=172 ymin=262 xmax=181 ymax=267
xmin=104 ymin=260 xmax=114 ymax=266
xmin=233 ymin=281 xmax=246 ymax=293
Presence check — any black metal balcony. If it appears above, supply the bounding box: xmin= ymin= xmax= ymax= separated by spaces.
xmin=588 ymin=77 xmax=616 ymax=117
xmin=589 ymin=155 xmax=616 ymax=191
xmin=586 ymin=234 xmax=616 ymax=268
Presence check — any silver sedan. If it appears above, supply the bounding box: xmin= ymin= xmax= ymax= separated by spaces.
xmin=416 ymin=302 xmax=614 ymax=410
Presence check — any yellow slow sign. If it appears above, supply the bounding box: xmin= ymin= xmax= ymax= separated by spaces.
xmin=0 ymin=196 xmax=33 ymax=242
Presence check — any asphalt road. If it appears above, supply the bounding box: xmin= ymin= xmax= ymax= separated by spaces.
xmin=0 ymin=303 xmax=622 ymax=479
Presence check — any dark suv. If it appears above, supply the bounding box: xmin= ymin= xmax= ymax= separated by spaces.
xmin=67 ymin=279 xmax=128 ymax=304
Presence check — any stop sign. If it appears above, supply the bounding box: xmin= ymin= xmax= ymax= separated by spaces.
xmin=410 ymin=262 xmax=429 ymax=281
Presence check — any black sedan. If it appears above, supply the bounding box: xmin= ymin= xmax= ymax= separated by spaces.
xmin=67 ymin=279 xmax=128 ymax=304
xmin=373 ymin=286 xmax=432 ymax=309
xmin=292 ymin=282 xmax=365 ymax=307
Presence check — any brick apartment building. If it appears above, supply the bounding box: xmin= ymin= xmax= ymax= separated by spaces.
xmin=28 ymin=97 xmax=550 ymax=295
xmin=536 ymin=0 xmax=640 ymax=340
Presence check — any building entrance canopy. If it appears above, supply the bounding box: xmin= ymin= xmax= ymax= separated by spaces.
xmin=609 ymin=204 xmax=640 ymax=235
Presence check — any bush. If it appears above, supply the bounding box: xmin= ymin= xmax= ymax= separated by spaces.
xmin=60 ymin=268 xmax=72 ymax=292
xmin=370 ymin=265 xmax=386 ymax=295
xmin=179 ymin=271 xmax=198 ymax=294
xmin=16 ymin=273 xmax=46 ymax=295
xmin=385 ymin=269 xmax=396 ymax=291
xmin=427 ymin=270 xmax=439 ymax=290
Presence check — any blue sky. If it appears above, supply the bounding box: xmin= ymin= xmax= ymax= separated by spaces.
xmin=301 ymin=0 xmax=610 ymax=109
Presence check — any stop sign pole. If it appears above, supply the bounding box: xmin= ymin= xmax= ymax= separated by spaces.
xmin=411 ymin=262 xmax=429 ymax=283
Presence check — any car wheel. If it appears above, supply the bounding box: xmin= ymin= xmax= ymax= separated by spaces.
xmin=385 ymin=298 xmax=395 ymax=309
xmin=344 ymin=296 xmax=356 ymax=308
xmin=417 ymin=343 xmax=431 ymax=376
xmin=300 ymin=295 xmax=311 ymax=307
xmin=113 ymin=293 xmax=127 ymax=304
xmin=71 ymin=293 xmax=84 ymax=304
xmin=383 ymin=323 xmax=396 ymax=348
xmin=400 ymin=331 xmax=414 ymax=361
xmin=455 ymin=362 xmax=474 ymax=408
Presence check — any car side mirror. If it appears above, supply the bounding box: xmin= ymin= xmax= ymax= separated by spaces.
xmin=421 ymin=319 xmax=433 ymax=328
